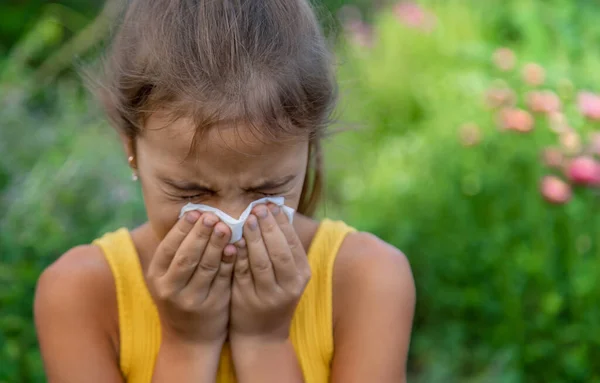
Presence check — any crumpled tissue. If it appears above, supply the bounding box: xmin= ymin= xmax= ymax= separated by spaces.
xmin=178 ymin=196 xmax=295 ymax=243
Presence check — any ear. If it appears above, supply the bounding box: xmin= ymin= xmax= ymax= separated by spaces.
xmin=120 ymin=133 xmax=137 ymax=169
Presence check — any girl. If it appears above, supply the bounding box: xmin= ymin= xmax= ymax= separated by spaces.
xmin=34 ymin=1 xmax=415 ymax=382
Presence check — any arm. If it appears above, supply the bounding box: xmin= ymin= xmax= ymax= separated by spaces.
xmin=35 ymin=246 xmax=125 ymax=383
xmin=35 ymin=245 xmax=223 ymax=383
xmin=228 ymin=205 xmax=309 ymax=383
xmin=151 ymin=337 xmax=224 ymax=382
xmin=330 ymin=233 xmax=416 ymax=383
xmin=230 ymin=337 xmax=304 ymax=383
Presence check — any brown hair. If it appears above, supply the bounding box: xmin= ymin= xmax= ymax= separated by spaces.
xmin=96 ymin=0 xmax=337 ymax=216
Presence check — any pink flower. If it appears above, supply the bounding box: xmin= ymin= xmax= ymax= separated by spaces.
xmin=498 ymin=108 xmax=534 ymax=132
xmin=522 ymin=63 xmax=546 ymax=86
xmin=393 ymin=2 xmax=436 ymax=31
xmin=541 ymin=147 xmax=564 ymax=169
xmin=459 ymin=123 xmax=481 ymax=147
xmin=560 ymin=130 xmax=582 ymax=155
xmin=577 ymin=91 xmax=600 ymax=121
xmin=540 ymin=176 xmax=572 ymax=204
xmin=547 ymin=112 xmax=569 ymax=134
xmin=526 ymin=90 xmax=561 ymax=114
xmin=492 ymin=48 xmax=516 ymax=71
xmin=566 ymin=156 xmax=600 ymax=185
xmin=485 ymin=87 xmax=516 ymax=109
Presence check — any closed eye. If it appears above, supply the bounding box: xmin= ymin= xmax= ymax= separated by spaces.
xmin=245 ymin=175 xmax=297 ymax=196
xmin=181 ymin=193 xmax=209 ymax=200
xmin=160 ymin=178 xmax=217 ymax=201
xmin=256 ymin=191 xmax=280 ymax=197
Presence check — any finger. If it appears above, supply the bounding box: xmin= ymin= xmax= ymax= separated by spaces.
xmin=149 ymin=211 xmax=202 ymax=276
xmin=205 ymin=245 xmax=236 ymax=305
xmin=255 ymin=204 xmax=297 ymax=288
xmin=233 ymin=239 xmax=256 ymax=297
xmin=271 ymin=204 xmax=311 ymax=277
xmin=185 ymin=220 xmax=231 ymax=296
xmin=164 ymin=213 xmax=217 ymax=289
xmin=243 ymin=213 xmax=277 ymax=292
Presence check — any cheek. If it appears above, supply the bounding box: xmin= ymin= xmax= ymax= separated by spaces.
xmin=146 ymin=204 xmax=178 ymax=241
xmin=139 ymin=178 xmax=181 ymax=240
xmin=283 ymin=184 xmax=304 ymax=210
xmin=287 ymin=162 xmax=308 ymax=210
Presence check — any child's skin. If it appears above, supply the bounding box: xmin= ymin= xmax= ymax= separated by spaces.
xmin=34 ymin=112 xmax=415 ymax=381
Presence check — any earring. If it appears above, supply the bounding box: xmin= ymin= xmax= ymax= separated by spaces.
xmin=128 ymin=156 xmax=138 ymax=181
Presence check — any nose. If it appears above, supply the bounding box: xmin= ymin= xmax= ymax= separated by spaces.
xmin=213 ymin=199 xmax=251 ymax=220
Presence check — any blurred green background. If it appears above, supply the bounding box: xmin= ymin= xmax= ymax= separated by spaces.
xmin=2 ymin=0 xmax=600 ymax=382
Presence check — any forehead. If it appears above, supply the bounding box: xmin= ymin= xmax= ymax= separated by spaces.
xmin=139 ymin=112 xmax=308 ymax=166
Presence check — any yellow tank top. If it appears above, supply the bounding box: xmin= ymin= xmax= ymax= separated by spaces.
xmin=93 ymin=219 xmax=355 ymax=383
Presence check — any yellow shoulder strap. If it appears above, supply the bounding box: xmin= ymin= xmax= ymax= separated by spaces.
xmin=93 ymin=229 xmax=160 ymax=381
xmin=291 ymin=219 xmax=356 ymax=370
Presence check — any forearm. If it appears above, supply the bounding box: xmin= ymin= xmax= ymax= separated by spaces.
xmin=231 ymin=337 xmax=304 ymax=383
xmin=152 ymin=337 xmax=223 ymax=383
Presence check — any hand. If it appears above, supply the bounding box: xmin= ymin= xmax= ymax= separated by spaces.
xmin=229 ymin=203 xmax=311 ymax=343
xmin=146 ymin=211 xmax=236 ymax=346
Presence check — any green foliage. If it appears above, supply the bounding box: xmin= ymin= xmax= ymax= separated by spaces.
xmin=2 ymin=0 xmax=600 ymax=382
xmin=0 ymin=13 xmax=145 ymax=380
xmin=0 ymin=79 xmax=147 ymax=382
xmin=329 ymin=1 xmax=600 ymax=382
xmin=0 ymin=1 xmax=102 ymax=59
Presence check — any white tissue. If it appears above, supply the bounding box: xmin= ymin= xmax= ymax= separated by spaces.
xmin=178 ymin=197 xmax=295 ymax=243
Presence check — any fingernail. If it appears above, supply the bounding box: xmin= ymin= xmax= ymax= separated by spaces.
xmin=248 ymin=215 xmax=258 ymax=230
xmin=222 ymin=251 xmax=235 ymax=264
xmin=269 ymin=204 xmax=280 ymax=216
xmin=256 ymin=205 xmax=268 ymax=219
xmin=185 ymin=211 xmax=200 ymax=224
xmin=203 ymin=215 xmax=218 ymax=227
xmin=236 ymin=239 xmax=246 ymax=249
xmin=214 ymin=225 xmax=226 ymax=237
xmin=224 ymin=245 xmax=237 ymax=257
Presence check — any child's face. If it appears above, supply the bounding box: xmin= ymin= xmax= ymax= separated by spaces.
xmin=133 ymin=112 xmax=309 ymax=240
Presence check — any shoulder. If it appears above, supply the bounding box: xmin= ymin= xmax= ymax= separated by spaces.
xmin=332 ymin=230 xmax=416 ymax=328
xmin=334 ymin=230 xmax=415 ymax=298
xmin=34 ymin=244 xmax=119 ymax=352
xmin=35 ymin=244 xmax=115 ymax=309
xmin=330 ymin=231 xmax=415 ymax=380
